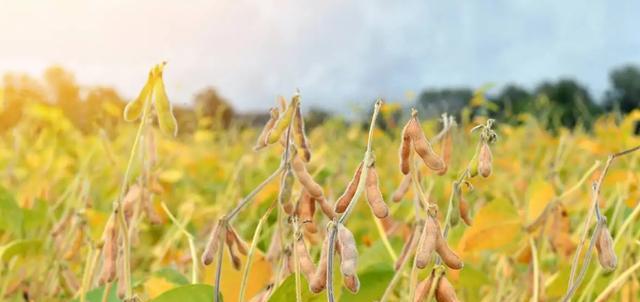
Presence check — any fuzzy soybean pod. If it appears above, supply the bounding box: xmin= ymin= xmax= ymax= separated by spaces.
xmin=414 ymin=274 xmax=459 ymax=302
xmin=434 ymin=217 xmax=463 ymax=270
xmin=297 ymin=190 xmax=318 ymax=233
xmin=414 ymin=273 xmax=434 ymax=302
xmin=99 ymin=215 xmax=119 ymax=284
xmin=309 ymin=235 xmax=330 ymax=293
xmin=267 ymin=95 xmax=299 ymax=144
xmin=437 ymin=128 xmax=453 ymax=176
xmin=392 ymin=174 xmax=412 ymax=203
xmin=123 ymin=71 xmax=152 ymax=122
xmin=435 ymin=276 xmax=459 ymax=302
xmin=596 ymin=223 xmax=617 ymax=272
xmin=201 ymin=220 xmax=223 ymax=266
xmin=122 ymin=184 xmax=142 ymax=224
xmin=338 ymin=224 xmax=360 ymax=293
xmin=365 ymin=163 xmax=389 ymax=219
xmin=315 ymin=196 xmax=337 ymax=219
xmin=477 ymin=141 xmax=492 ymax=178
xmin=225 ymin=229 xmax=242 ymax=270
xmin=416 ymin=215 xmax=438 ymax=269
xmin=335 ymin=162 xmax=363 ymax=213
xmin=278 ymin=168 xmax=295 ymax=215
xmin=254 ymin=108 xmax=279 ymax=151
xmin=294 ymin=236 xmax=317 ymax=281
xmin=412 ymin=124 xmax=446 ymax=173
xmin=227 ymin=226 xmax=249 ymax=255
xmin=400 ymin=117 xmax=418 ymax=175
xmin=293 ymin=104 xmax=312 ymax=162
xmin=153 ymin=71 xmax=178 ymax=137
xmin=291 ymin=155 xmax=324 ymax=199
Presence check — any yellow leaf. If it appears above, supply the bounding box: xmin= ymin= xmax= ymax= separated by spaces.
xmin=526 ymin=179 xmax=555 ymax=223
xmin=84 ymin=209 xmax=108 ymax=242
xmin=158 ymin=169 xmax=184 ymax=183
xmin=203 ymin=248 xmax=272 ymax=302
xmin=144 ymin=276 xmax=176 ymax=299
xmin=459 ymin=198 xmax=522 ymax=253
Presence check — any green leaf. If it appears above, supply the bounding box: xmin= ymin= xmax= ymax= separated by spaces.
xmin=150 ymin=284 xmax=217 ymax=302
xmin=22 ymin=198 xmax=48 ymax=233
xmin=73 ymin=285 xmax=120 ymax=302
xmin=268 ymin=274 xmax=325 ymax=302
xmin=338 ymin=264 xmax=394 ymax=302
xmin=0 ymin=186 xmax=23 ymax=236
xmin=153 ymin=267 xmax=190 ymax=285
xmin=0 ymin=239 xmax=42 ymax=263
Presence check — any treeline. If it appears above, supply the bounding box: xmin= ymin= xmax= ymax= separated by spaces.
xmin=415 ymin=64 xmax=640 ymax=130
xmin=1 ymin=64 xmax=639 ymax=134
xmin=0 ymin=66 xmax=234 ymax=134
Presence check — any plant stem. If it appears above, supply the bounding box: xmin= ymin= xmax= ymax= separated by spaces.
xmin=239 ymin=204 xmax=274 ymax=302
xmin=327 ymin=100 xmax=382 ymax=302
xmin=160 ymin=202 xmax=198 ymax=284
xmin=594 ymin=260 xmax=640 ymax=301
xmin=530 ymin=236 xmax=540 ymax=302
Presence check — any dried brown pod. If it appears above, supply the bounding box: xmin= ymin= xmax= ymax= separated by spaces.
xmin=226 ymin=226 xmax=249 ymax=255
xmin=123 ymin=184 xmax=143 ymax=223
xmin=227 ymin=239 xmax=242 ymax=270
xmin=296 ymin=191 xmax=318 ymax=233
xmin=201 ymin=220 xmax=223 ymax=266
xmin=315 ymin=196 xmax=337 ymax=219
xmin=279 ymin=168 xmax=295 ymax=215
xmin=392 ymin=174 xmax=412 ymax=203
xmin=414 ymin=274 xmax=434 ymax=302
xmin=293 ymin=105 xmax=312 ymax=162
xmin=116 ymin=249 xmax=126 ymax=299
xmin=99 ymin=215 xmax=119 ymax=284
xmin=337 ymin=224 xmax=360 ymax=293
xmin=294 ymin=236 xmax=316 ymax=280
xmin=459 ymin=194 xmax=472 ymax=226
xmin=477 ymin=141 xmax=492 ymax=178
xmin=309 ymin=236 xmax=330 ymax=293
xmin=335 ymin=162 xmax=363 ymax=213
xmin=254 ymin=108 xmax=279 ymax=151
xmin=413 ymin=130 xmax=446 ymax=173
xmin=291 ymin=155 xmax=324 ymax=199
xmin=365 ymin=163 xmax=389 ymax=219
xmin=416 ymin=215 xmax=437 ymax=269
xmin=399 ymin=118 xmax=417 ymax=175
xmin=595 ymin=223 xmax=617 ymax=272
xmin=343 ymin=274 xmax=360 ymax=293
xmin=414 ymin=274 xmax=459 ymax=302
xmin=404 ymin=112 xmax=446 ymax=172
xmin=434 ymin=219 xmax=463 ymax=270
xmin=439 ymin=126 xmax=453 ymax=175
xmin=435 ymin=276 xmax=459 ymax=302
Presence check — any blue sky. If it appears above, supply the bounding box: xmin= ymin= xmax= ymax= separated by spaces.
xmin=1 ymin=0 xmax=639 ymax=112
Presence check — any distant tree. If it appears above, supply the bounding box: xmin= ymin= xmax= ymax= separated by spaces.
xmin=416 ymin=88 xmax=472 ymax=118
xmin=604 ymin=65 xmax=640 ymax=113
xmin=43 ymin=66 xmax=87 ymax=130
xmin=193 ymin=87 xmax=234 ymax=129
xmin=305 ymin=107 xmax=332 ymax=130
xmin=0 ymin=73 xmax=47 ymax=131
xmin=494 ymin=84 xmax=532 ymax=117
xmin=534 ymin=79 xmax=599 ymax=129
